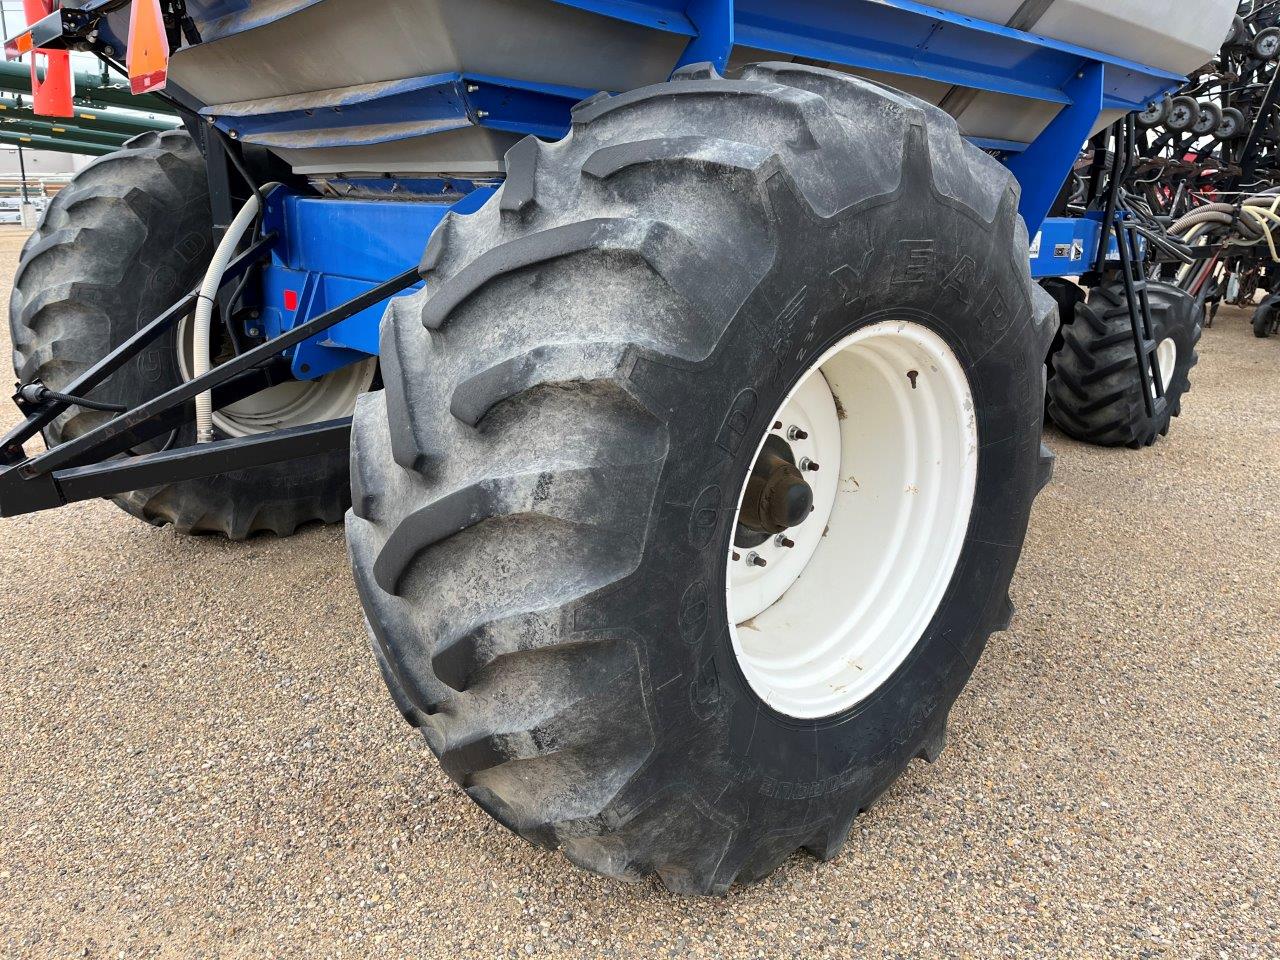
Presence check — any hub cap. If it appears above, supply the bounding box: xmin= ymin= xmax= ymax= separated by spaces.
xmin=726 ymin=320 xmax=978 ymax=719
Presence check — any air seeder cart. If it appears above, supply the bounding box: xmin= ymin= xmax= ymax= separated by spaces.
xmin=0 ymin=0 xmax=1235 ymax=892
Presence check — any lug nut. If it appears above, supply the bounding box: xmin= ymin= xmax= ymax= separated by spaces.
xmin=775 ymin=535 xmax=795 ymax=548
xmin=747 ymin=552 xmax=767 ymax=568
xmin=787 ymin=426 xmax=809 ymax=441
xmin=732 ymin=551 xmax=741 ymax=562
xmin=800 ymin=457 xmax=819 ymax=472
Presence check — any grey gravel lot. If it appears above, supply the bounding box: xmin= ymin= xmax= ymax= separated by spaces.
xmin=0 ymin=223 xmax=1277 ymax=958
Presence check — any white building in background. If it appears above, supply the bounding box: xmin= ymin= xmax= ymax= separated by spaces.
xmin=0 ymin=147 xmax=94 ymax=176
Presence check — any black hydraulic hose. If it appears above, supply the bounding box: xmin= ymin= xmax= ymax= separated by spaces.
xmin=1131 ymin=224 xmax=1196 ymax=265
xmin=18 ymin=384 xmax=126 ymax=413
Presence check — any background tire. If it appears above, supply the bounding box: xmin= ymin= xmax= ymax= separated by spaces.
xmin=1046 ymin=281 xmax=1202 ymax=448
xmin=1254 ymin=295 xmax=1279 ymax=337
xmin=347 ymin=63 xmax=1057 ymax=893
xmin=8 ymin=130 xmax=353 ymax=538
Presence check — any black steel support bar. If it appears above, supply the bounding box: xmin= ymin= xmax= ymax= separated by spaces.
xmin=18 ymin=266 xmax=419 ymax=478
xmin=49 ymin=363 xmax=288 ymax=472
xmin=1 ymin=231 xmax=275 ymax=461
xmin=0 ymin=418 xmax=350 ymax=516
xmin=1116 ymin=219 xmax=1163 ymax=420
xmin=58 ymin=418 xmax=351 ymax=504
xmin=1241 ymin=70 xmax=1280 ymax=179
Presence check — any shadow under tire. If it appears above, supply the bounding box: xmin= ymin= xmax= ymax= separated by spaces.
xmin=1046 ymin=281 xmax=1202 ymax=448
xmin=347 ymin=63 xmax=1056 ymax=894
xmin=8 ymin=129 xmax=352 ymax=538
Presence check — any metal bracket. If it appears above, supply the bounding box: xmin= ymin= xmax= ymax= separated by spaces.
xmin=1005 ymin=62 xmax=1106 ymax=236
xmin=676 ymin=0 xmax=734 ymax=73
xmin=0 ymin=260 xmax=419 ymax=518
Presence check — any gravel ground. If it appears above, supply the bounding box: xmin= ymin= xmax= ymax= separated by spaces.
xmin=0 ymin=222 xmax=1276 ymax=958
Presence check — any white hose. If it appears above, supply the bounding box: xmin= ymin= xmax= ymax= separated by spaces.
xmin=193 ymin=184 xmax=279 ymax=443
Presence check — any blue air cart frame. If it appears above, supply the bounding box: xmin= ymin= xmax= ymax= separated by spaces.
xmin=0 ymin=0 xmax=1189 ymax=514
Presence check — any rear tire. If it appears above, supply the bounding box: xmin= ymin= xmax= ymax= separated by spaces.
xmin=1046 ymin=281 xmax=1201 ymax=448
xmin=8 ymin=130 xmax=355 ymax=538
xmin=1254 ymin=295 xmax=1279 ymax=338
xmin=348 ymin=63 xmax=1057 ymax=893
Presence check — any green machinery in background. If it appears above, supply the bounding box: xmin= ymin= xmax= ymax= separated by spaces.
xmin=0 ymin=59 xmax=176 ymax=156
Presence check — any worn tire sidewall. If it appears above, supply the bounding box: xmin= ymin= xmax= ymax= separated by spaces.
xmin=584 ymin=182 xmax=1043 ymax=822
xmin=37 ymin=191 xmax=211 ymax=447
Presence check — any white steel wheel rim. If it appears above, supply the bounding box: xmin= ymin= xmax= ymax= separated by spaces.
xmin=176 ymin=316 xmax=375 ymax=438
xmin=726 ymin=320 xmax=978 ymax=720
xmin=1155 ymin=337 xmax=1177 ymax=395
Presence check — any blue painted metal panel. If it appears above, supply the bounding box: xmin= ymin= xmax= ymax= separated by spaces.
xmin=462 ymin=73 xmax=601 ymax=138
xmin=1005 ymin=62 xmax=1105 ymax=235
xmin=1028 ymin=216 xmax=1139 ymax=278
xmin=677 ymin=0 xmax=735 ymax=71
xmin=1030 ymin=217 xmax=1101 ymax=278
xmin=257 ymin=187 xmax=494 ymax=379
xmin=267 ymin=193 xmax=452 ymax=279
xmin=203 ymin=73 xmax=594 ymax=147
xmin=554 ymin=0 xmax=1181 ymax=106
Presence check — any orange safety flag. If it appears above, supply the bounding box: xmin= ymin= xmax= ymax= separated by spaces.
xmin=126 ymin=0 xmax=169 ymax=95
xmin=22 ymin=0 xmax=73 ymax=117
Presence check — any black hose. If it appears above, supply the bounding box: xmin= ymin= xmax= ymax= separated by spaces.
xmin=25 ymin=386 xmax=126 ymax=413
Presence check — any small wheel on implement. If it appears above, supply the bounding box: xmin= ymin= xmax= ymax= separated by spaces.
xmin=1165 ymin=96 xmax=1202 ymax=133
xmin=1137 ymin=98 xmax=1170 ymax=130
xmin=1192 ymin=101 xmax=1224 ymax=139
xmin=1217 ymin=107 xmax=1248 ymax=141
xmin=1253 ymin=26 xmax=1280 ymax=61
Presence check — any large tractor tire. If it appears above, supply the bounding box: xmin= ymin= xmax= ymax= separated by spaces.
xmin=348 ymin=63 xmax=1057 ymax=893
xmin=1046 ymin=281 xmax=1201 ymax=448
xmin=9 ymin=129 xmax=367 ymax=538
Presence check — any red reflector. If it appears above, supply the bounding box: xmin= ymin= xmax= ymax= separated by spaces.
xmin=126 ymin=0 xmax=169 ymax=94
xmin=283 ymin=289 xmax=299 ymax=311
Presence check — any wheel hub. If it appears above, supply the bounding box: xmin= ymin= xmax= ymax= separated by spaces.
xmin=735 ymin=435 xmax=814 ymax=545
